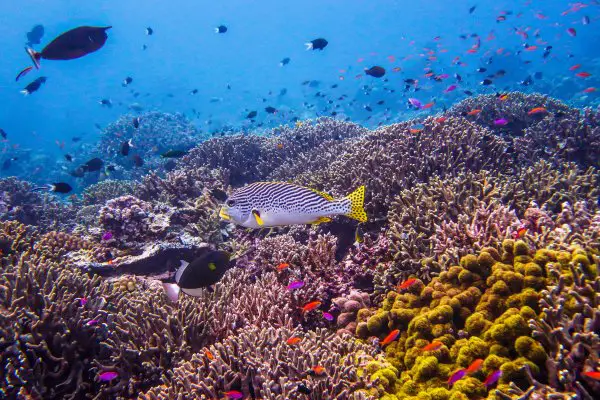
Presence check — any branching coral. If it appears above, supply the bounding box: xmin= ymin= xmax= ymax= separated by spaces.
xmin=139 ymin=326 xmax=378 ymax=400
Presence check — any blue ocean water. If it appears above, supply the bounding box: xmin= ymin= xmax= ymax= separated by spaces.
xmin=0 ymin=0 xmax=598 ymax=184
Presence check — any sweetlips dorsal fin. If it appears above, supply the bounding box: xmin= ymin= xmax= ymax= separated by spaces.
xmin=175 ymin=259 xmax=189 ymax=284
xmin=253 ymin=181 xmax=335 ymax=201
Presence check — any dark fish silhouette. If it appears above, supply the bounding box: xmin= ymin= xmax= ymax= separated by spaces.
xmin=175 ymin=251 xmax=232 ymax=296
xmin=33 ymin=182 xmax=73 ymax=194
xmin=365 ymin=66 xmax=386 ymax=78
xmin=21 ymin=77 xmax=47 ymax=95
xmin=305 ymin=38 xmax=328 ymax=50
xmin=26 ymin=24 xmax=44 ymax=47
xmin=26 ymin=26 xmax=111 ymax=69
xmin=82 ymin=157 xmax=104 ymax=172
xmin=215 ymin=25 xmax=228 ymax=33
xmin=161 ymin=149 xmax=187 ymax=158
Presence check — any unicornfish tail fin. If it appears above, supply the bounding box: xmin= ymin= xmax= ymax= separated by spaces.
xmin=344 ymin=186 xmax=367 ymax=223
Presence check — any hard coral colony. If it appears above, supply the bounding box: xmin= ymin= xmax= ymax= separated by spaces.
xmin=1 ymin=95 xmax=600 ymax=399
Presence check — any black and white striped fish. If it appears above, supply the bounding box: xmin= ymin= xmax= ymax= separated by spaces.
xmin=219 ymin=182 xmax=367 ymax=228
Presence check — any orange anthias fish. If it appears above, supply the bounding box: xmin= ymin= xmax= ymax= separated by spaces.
xmin=467 ymin=109 xmax=482 ymax=116
xmin=397 ymin=278 xmax=418 ymax=290
xmin=583 ymin=87 xmax=596 ymax=93
xmin=277 ymin=262 xmax=289 ymax=271
xmin=421 ymin=341 xmax=443 ymax=352
xmin=528 ymin=107 xmax=547 ymax=115
xmin=569 ymin=64 xmax=582 ymax=71
xmin=436 ymin=117 xmax=447 ymax=123
xmin=301 ymin=301 xmax=322 ymax=313
xmin=583 ymin=371 xmax=600 ymax=380
xmin=498 ymin=94 xmax=509 ymax=101
xmin=576 ymin=72 xmax=591 ymax=78
xmin=421 ymin=102 xmax=435 ymax=109
xmin=465 ymin=358 xmax=484 ymax=374
xmin=311 ymin=366 xmax=326 ymax=375
xmin=286 ymin=336 xmax=302 ymax=345
xmin=204 ymin=349 xmax=214 ymax=360
xmin=381 ymin=329 xmax=400 ymax=346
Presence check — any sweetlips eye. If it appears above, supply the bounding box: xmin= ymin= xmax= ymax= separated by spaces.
xmin=226 ymin=199 xmax=236 ymax=207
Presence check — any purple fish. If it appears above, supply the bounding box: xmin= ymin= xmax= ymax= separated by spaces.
xmin=86 ymin=319 xmax=99 ymax=326
xmin=287 ymin=281 xmax=305 ymax=290
xmin=494 ymin=118 xmax=508 ymax=126
xmin=322 ymin=312 xmax=334 ymax=321
xmin=438 ymin=73 xmax=449 ymax=79
xmin=101 ymin=231 xmax=113 ymax=241
xmin=447 ymin=369 xmax=466 ymax=386
xmin=98 ymin=371 xmax=119 ymax=382
xmin=78 ymin=297 xmax=88 ymax=306
xmin=483 ymin=369 xmax=502 ymax=387
xmin=408 ymin=98 xmax=422 ymax=109
xmin=444 ymin=84 xmax=457 ymax=93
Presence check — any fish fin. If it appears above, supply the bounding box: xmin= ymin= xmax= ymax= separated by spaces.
xmin=20 ymin=90 xmax=30 ymax=96
xmin=214 ymin=27 xmax=219 ymax=33
xmin=181 ymin=287 xmax=205 ymax=297
xmin=312 ymin=217 xmax=331 ymax=225
xmin=305 ymin=42 xmax=313 ymax=50
xmin=252 ymin=210 xmax=264 ymax=226
xmin=175 ymin=260 xmax=189 ymax=284
xmin=308 ymin=188 xmax=334 ymax=201
xmin=162 ymin=283 xmax=180 ymax=302
xmin=26 ymin=47 xmax=41 ymax=70
xmin=219 ymin=207 xmax=231 ymax=220
xmin=344 ymin=186 xmax=368 ymax=223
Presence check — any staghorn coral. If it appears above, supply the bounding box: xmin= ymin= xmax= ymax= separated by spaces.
xmin=287 ymin=116 xmax=509 ymax=220
xmin=527 ymin=247 xmax=600 ymax=399
xmin=139 ymin=325 xmax=378 ymax=400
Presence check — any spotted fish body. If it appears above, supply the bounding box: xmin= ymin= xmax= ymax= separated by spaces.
xmin=219 ymin=182 xmax=367 ymax=228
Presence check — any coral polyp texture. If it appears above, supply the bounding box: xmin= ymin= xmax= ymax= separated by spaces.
xmin=0 ymin=93 xmax=599 ymax=399
xmin=354 ymin=242 xmax=599 ymax=400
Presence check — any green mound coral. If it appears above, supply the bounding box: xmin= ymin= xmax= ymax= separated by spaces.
xmin=355 ymin=242 xmax=595 ymax=399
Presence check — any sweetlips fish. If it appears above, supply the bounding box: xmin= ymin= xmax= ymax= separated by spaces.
xmin=219 ymin=182 xmax=367 ymax=228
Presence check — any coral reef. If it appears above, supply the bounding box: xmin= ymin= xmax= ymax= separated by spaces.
xmin=355 ymin=243 xmax=599 ymax=399
xmin=140 ymin=326 xmax=378 ymax=400
xmin=0 ymin=177 xmax=76 ymax=231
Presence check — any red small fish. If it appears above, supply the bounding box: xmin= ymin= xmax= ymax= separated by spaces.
xmin=524 ymin=45 xmax=538 ymax=51
xmin=286 ymin=336 xmax=302 ymax=345
xmin=528 ymin=107 xmax=547 ymax=115
xmin=569 ymin=64 xmax=582 ymax=71
xmin=583 ymin=87 xmax=597 ymax=93
xmin=498 ymin=94 xmax=509 ymax=101
xmin=465 ymin=358 xmax=484 ymax=374
xmin=421 ymin=102 xmax=435 ymax=109
xmin=583 ymin=371 xmax=600 ymax=380
xmin=467 ymin=109 xmax=482 ymax=116
xmin=397 ymin=278 xmax=417 ymax=290
xmin=421 ymin=341 xmax=443 ymax=352
xmin=276 ymin=262 xmax=289 ymax=271
xmin=224 ymin=391 xmax=243 ymax=399
xmin=436 ymin=117 xmax=447 ymax=123
xmin=15 ymin=66 xmax=33 ymax=82
xmin=567 ymin=28 xmax=577 ymax=37
xmin=576 ymin=72 xmax=591 ymax=78
xmin=204 ymin=349 xmax=214 ymax=360
xmin=301 ymin=301 xmax=321 ymax=313
xmin=380 ymin=329 xmax=400 ymax=346
xmin=311 ymin=366 xmax=326 ymax=375
xmin=392 ymin=67 xmax=401 ymax=72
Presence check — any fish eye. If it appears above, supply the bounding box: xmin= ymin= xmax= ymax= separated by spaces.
xmin=226 ymin=200 xmax=236 ymax=207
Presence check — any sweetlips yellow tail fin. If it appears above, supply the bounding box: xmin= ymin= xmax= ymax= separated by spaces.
xmin=344 ymin=186 xmax=367 ymax=223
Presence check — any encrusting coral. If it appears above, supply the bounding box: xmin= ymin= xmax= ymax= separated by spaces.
xmin=354 ymin=241 xmax=598 ymax=399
